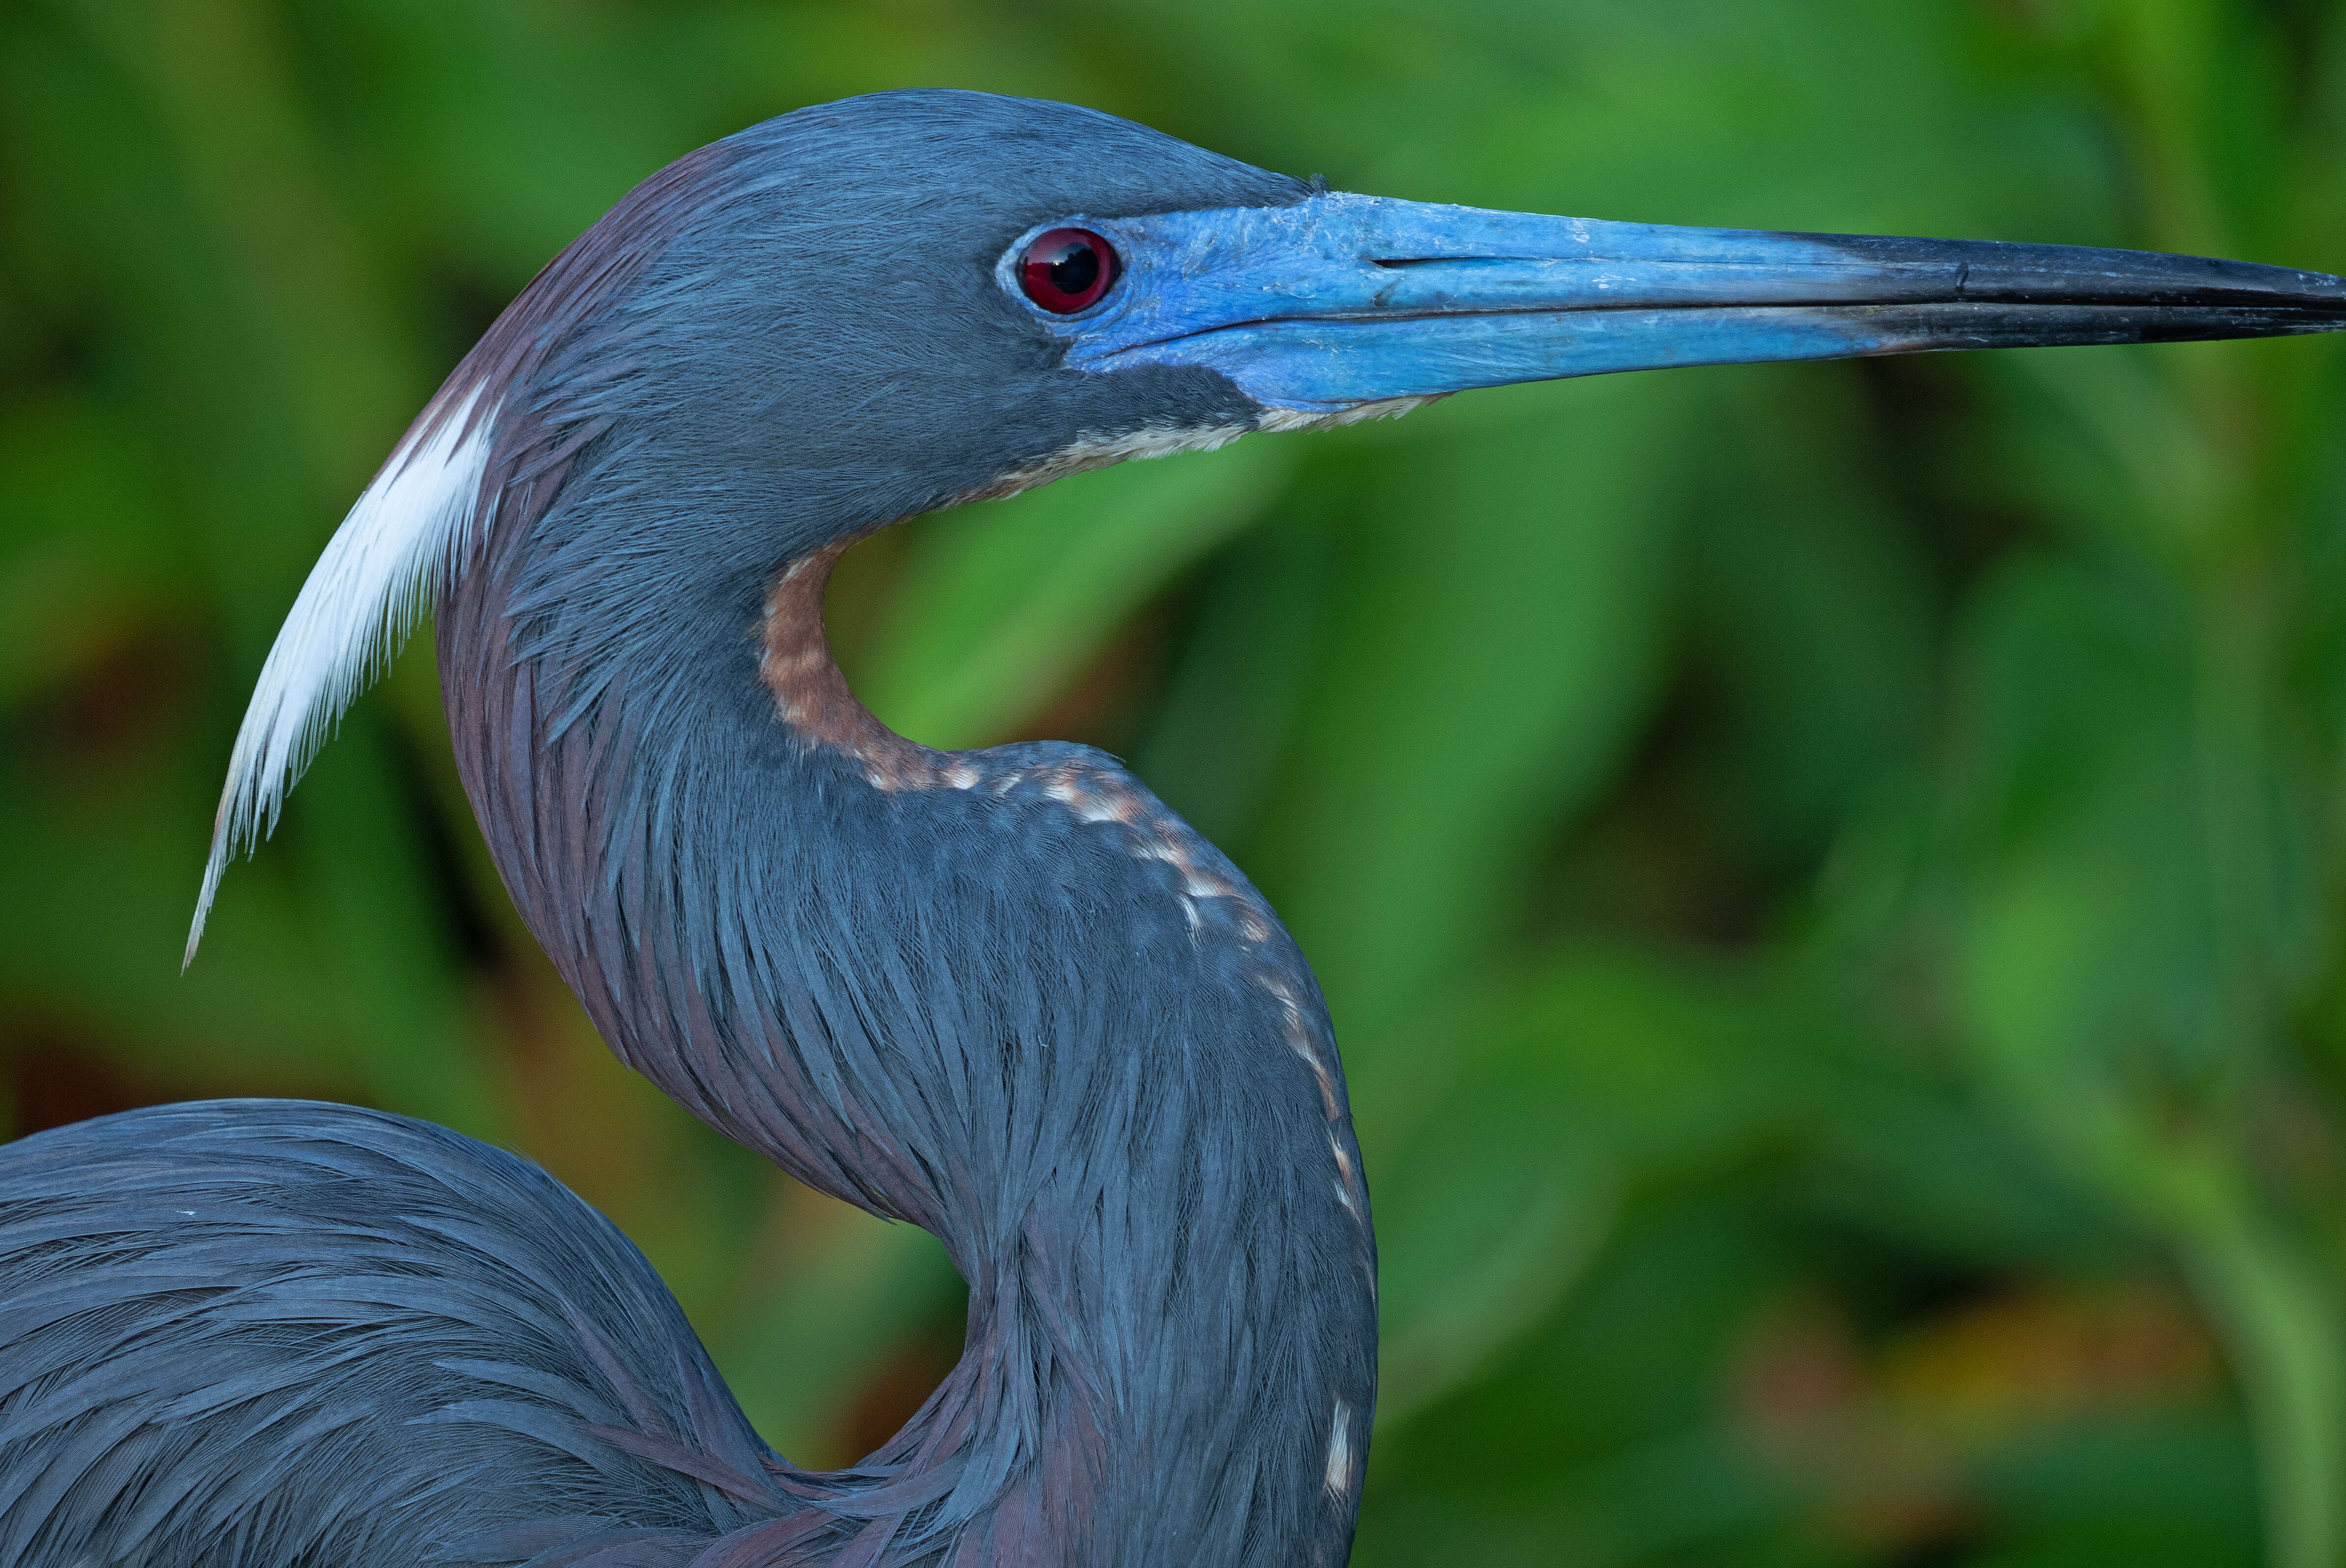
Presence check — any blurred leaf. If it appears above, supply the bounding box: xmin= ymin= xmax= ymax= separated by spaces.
xmin=859 ymin=437 xmax=1296 ymax=748
xmin=1260 ymin=374 xmax=1695 ymax=1046
xmin=719 ymin=1210 xmax=963 ymax=1465
xmin=1375 ymin=946 xmax=1809 ymax=1419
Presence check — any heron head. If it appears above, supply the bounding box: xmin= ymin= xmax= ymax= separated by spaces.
xmin=638 ymin=88 xmax=2346 ymax=525
xmin=602 ymin=91 xmax=1311 ymax=525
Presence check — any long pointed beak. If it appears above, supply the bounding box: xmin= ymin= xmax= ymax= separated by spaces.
xmin=1032 ymin=194 xmax=2346 ymax=412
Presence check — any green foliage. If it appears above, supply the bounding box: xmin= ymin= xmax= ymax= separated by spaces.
xmin=5 ymin=1 xmax=2346 ymax=1563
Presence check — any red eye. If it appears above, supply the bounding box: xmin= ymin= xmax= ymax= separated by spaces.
xmin=1019 ymin=228 xmax=1120 ymax=314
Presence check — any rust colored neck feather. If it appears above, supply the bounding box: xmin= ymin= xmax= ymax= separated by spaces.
xmin=759 ymin=541 xmax=946 ymax=787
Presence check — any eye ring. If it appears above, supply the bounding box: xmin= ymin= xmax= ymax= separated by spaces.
xmin=1019 ymin=228 xmax=1120 ymax=314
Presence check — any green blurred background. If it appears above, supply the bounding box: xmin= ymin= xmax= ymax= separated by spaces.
xmin=6 ymin=0 xmax=2346 ymax=1563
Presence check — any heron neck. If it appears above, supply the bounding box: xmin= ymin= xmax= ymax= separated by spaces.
xmin=440 ymin=501 xmax=1373 ymax=1566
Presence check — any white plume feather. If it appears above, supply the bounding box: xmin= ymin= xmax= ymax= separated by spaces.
xmin=186 ymin=386 xmax=496 ymax=965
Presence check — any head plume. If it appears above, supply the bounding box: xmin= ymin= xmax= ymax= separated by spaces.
xmin=184 ymin=134 xmax=740 ymax=965
xmin=185 ymin=389 xmax=496 ymax=966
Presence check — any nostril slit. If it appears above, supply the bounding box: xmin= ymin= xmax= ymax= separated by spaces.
xmin=1368 ymin=256 xmax=1516 ymax=268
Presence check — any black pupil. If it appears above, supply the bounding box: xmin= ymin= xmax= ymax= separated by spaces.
xmin=1048 ymin=243 xmax=1099 ymax=296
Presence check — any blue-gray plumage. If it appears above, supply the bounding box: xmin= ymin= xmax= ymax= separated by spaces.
xmin=5 ymin=87 xmax=2344 ymax=1568
xmin=0 ymin=1104 xmax=784 ymax=1565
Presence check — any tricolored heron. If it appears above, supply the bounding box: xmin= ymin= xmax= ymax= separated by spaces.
xmin=3 ymin=90 xmax=2341 ymax=1568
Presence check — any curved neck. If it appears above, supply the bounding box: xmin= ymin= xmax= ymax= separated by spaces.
xmin=437 ymin=455 xmax=1375 ymax=1565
